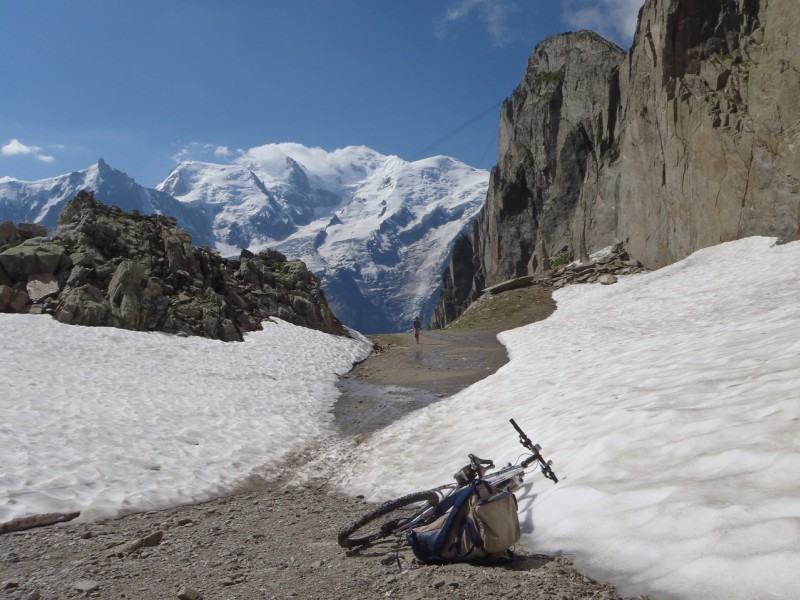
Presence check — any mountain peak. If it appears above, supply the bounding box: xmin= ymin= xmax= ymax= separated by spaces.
xmin=0 ymin=144 xmax=490 ymax=333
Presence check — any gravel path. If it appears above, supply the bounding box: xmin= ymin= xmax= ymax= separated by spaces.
xmin=0 ymin=287 xmax=648 ymax=599
xmin=0 ymin=471 xmax=636 ymax=599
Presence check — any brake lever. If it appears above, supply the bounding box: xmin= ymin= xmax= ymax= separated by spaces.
xmin=510 ymin=418 xmax=559 ymax=484
xmin=539 ymin=458 xmax=559 ymax=483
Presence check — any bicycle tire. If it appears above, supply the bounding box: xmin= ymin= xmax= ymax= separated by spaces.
xmin=338 ymin=489 xmax=441 ymax=549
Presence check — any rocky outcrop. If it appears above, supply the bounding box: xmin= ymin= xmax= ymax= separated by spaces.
xmin=530 ymin=243 xmax=649 ymax=289
xmin=434 ymin=0 xmax=800 ymax=327
xmin=0 ymin=191 xmax=345 ymax=340
xmin=432 ymin=243 xmax=647 ymax=328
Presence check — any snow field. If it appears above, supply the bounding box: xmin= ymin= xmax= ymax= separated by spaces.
xmin=1 ymin=317 xmax=371 ymax=522
xmin=340 ymin=237 xmax=800 ymax=600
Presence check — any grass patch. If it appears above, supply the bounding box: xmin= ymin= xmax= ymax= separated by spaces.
xmin=367 ymin=334 xmax=406 ymax=351
xmin=444 ymin=285 xmax=555 ymax=333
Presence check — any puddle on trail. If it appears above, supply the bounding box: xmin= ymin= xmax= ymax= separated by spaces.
xmin=333 ymin=375 xmax=443 ymax=437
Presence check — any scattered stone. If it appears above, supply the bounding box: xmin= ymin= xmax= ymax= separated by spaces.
xmin=74 ymin=579 xmax=100 ymax=593
xmin=435 ymin=242 xmax=648 ymax=328
xmin=0 ymin=511 xmax=80 ymax=534
xmin=177 ymin=587 xmax=202 ymax=600
xmin=126 ymin=530 xmax=164 ymax=553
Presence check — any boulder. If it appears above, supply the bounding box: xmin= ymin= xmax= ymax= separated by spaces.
xmin=26 ymin=274 xmax=60 ymax=302
xmin=8 ymin=288 xmax=30 ymax=312
xmin=0 ymin=262 xmax=10 ymax=287
xmin=0 ymin=285 xmax=15 ymax=311
xmin=55 ymin=284 xmax=116 ymax=327
xmin=0 ymin=221 xmax=16 ymax=246
xmin=108 ymin=260 xmax=148 ymax=329
xmin=0 ymin=240 xmax=70 ymax=281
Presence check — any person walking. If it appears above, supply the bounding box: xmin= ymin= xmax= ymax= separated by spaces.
xmin=412 ymin=315 xmax=422 ymax=344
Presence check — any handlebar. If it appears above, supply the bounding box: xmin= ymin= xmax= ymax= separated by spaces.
xmin=510 ymin=418 xmax=559 ymax=484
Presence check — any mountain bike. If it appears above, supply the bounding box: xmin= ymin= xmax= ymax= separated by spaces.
xmin=337 ymin=419 xmax=558 ymax=549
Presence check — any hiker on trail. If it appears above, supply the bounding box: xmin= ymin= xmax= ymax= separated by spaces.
xmin=412 ymin=315 xmax=422 ymax=344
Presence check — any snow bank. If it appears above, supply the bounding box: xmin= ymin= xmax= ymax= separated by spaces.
xmin=1 ymin=317 xmax=371 ymax=522
xmin=341 ymin=237 xmax=800 ymax=600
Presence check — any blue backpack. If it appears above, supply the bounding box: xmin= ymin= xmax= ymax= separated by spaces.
xmin=405 ymin=481 xmax=520 ymax=562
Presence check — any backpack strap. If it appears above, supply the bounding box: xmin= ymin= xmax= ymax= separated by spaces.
xmin=430 ymin=483 xmax=477 ymax=558
xmin=449 ymin=517 xmax=481 ymax=559
xmin=406 ymin=482 xmax=478 ymax=562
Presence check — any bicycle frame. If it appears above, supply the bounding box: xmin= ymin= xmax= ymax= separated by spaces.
xmin=337 ymin=419 xmax=558 ymax=549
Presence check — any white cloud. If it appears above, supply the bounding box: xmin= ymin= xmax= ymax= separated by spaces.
xmin=438 ymin=0 xmax=520 ymax=47
xmin=563 ymin=0 xmax=644 ymax=46
xmin=1 ymin=138 xmax=38 ymax=156
xmin=172 ymin=142 xmax=232 ymax=164
xmin=1 ymin=138 xmax=57 ymax=163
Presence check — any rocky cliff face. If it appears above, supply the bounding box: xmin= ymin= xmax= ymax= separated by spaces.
xmin=434 ymin=0 xmax=800 ymax=327
xmin=0 ymin=192 xmax=345 ymax=340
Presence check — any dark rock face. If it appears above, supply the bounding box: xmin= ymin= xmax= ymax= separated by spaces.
xmin=0 ymin=191 xmax=345 ymax=340
xmin=434 ymin=31 xmax=626 ymax=327
xmin=435 ymin=0 xmax=800 ymax=327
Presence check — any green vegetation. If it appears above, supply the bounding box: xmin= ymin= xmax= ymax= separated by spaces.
xmin=444 ymin=285 xmax=555 ymax=332
xmin=550 ymin=249 xmax=572 ymax=267
xmin=367 ymin=333 xmax=406 ymax=351
xmin=538 ymin=68 xmax=565 ymax=85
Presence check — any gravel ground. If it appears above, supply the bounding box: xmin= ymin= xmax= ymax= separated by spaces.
xmin=0 ymin=463 xmax=640 ymax=600
xmin=1 ymin=286 xmax=648 ymax=599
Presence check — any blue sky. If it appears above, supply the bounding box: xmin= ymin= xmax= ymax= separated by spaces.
xmin=1 ymin=0 xmax=643 ymax=187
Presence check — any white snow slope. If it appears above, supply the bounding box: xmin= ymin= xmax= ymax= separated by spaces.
xmin=1 ymin=318 xmax=372 ymax=522
xmin=3 ymin=236 xmax=798 ymax=599
xmin=343 ymin=237 xmax=800 ymax=600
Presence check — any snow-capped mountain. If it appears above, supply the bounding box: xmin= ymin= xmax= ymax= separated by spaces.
xmin=0 ymin=159 xmax=214 ymax=246
xmin=0 ymin=145 xmax=489 ymax=333
xmin=158 ymin=144 xmax=489 ymax=332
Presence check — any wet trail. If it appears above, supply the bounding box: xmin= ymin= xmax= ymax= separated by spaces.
xmin=334 ymin=329 xmax=509 ymax=436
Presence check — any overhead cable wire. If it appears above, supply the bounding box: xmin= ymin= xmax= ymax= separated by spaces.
xmin=410 ymin=99 xmax=504 ymax=161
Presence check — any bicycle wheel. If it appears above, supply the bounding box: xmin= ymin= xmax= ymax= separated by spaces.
xmin=338 ymin=489 xmax=441 ymax=549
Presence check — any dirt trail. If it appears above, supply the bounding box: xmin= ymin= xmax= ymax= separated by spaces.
xmin=334 ymin=329 xmax=509 ymax=436
xmin=335 ymin=285 xmax=557 ymax=436
xmin=0 ymin=285 xmax=647 ymax=599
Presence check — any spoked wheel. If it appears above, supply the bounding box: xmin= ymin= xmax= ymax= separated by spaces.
xmin=337 ymin=490 xmax=440 ymax=549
